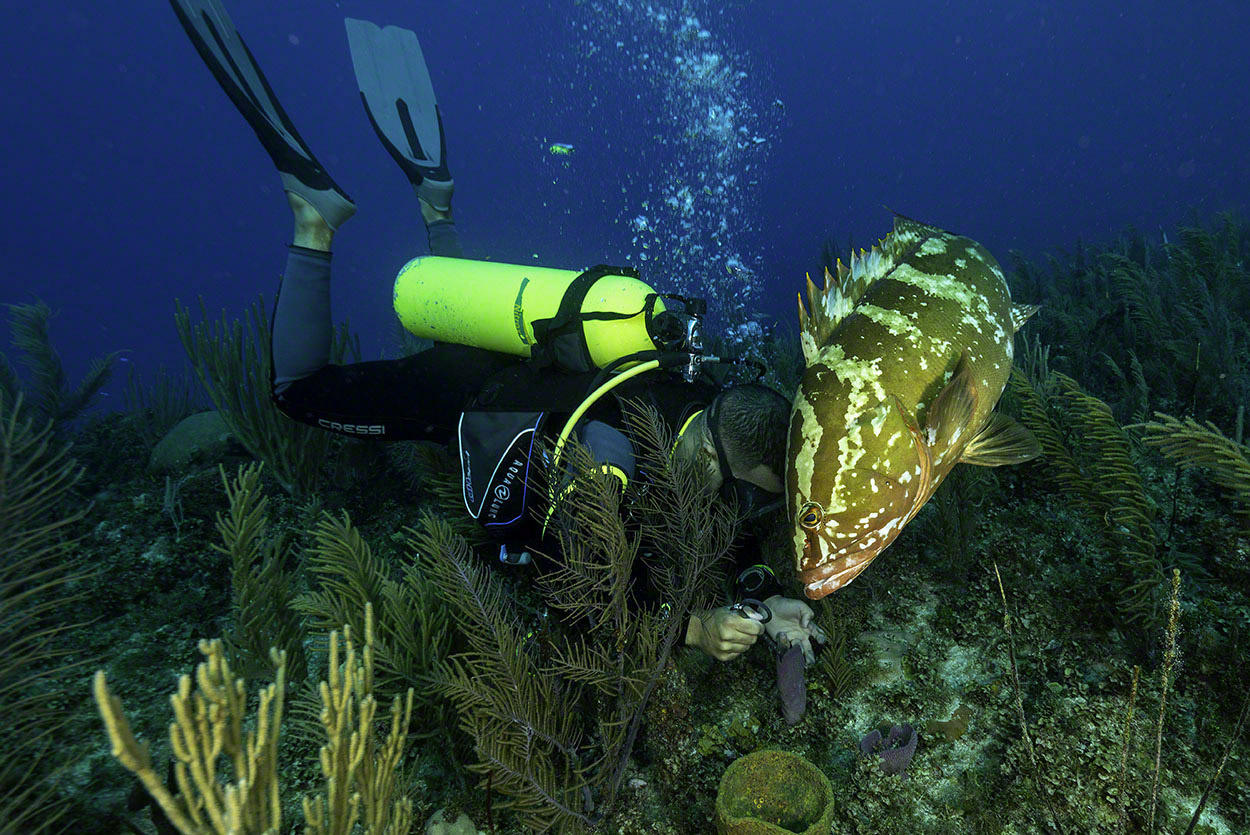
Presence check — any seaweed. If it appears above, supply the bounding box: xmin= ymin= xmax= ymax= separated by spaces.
xmin=0 ymin=392 xmax=93 ymax=833
xmin=123 ymin=363 xmax=207 ymax=449
xmin=995 ymin=564 xmax=1250 ymax=835
xmin=214 ymin=462 xmax=308 ymax=685
xmin=1009 ymin=366 xmax=1167 ymax=628
xmin=414 ymin=401 xmax=739 ymax=832
xmin=1 ymin=300 xmax=119 ymax=439
xmin=175 ymin=296 xmax=358 ymax=496
xmin=1009 ymin=215 xmax=1250 ymax=432
xmin=1136 ymin=413 xmax=1250 ymax=527
xmin=810 ymin=601 xmax=855 ymax=701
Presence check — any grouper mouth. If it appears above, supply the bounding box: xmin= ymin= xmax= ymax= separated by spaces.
xmin=796 ymin=506 xmax=907 ymax=592
xmin=798 ymin=541 xmax=884 ymax=598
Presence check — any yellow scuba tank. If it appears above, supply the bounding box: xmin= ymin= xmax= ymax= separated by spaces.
xmin=393 ymin=256 xmax=667 ymax=370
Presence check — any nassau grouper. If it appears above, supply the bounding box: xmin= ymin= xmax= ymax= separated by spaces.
xmin=788 ymin=215 xmax=1042 ymax=600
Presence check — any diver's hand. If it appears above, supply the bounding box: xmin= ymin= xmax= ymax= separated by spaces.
xmin=685 ymin=607 xmax=764 ymax=662
xmin=762 ymin=596 xmax=828 ymax=664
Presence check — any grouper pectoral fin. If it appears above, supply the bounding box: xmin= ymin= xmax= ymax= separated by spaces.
xmin=919 ymin=353 xmax=980 ymax=470
xmin=959 ymin=412 xmax=1042 ymax=466
xmin=1011 ymin=303 xmax=1041 ymax=333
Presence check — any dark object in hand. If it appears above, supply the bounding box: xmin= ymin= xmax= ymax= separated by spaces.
xmin=777 ymin=644 xmax=807 ymax=725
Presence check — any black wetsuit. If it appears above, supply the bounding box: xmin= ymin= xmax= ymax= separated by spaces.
xmin=268 ymin=218 xmax=781 ymax=605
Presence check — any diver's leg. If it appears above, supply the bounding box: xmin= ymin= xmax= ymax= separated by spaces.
xmin=424 ymin=206 xmax=463 ymax=258
xmin=167 ymin=1 xmax=353 ymax=383
xmin=272 ymin=193 xmax=335 ymax=387
xmin=272 ymin=245 xmax=333 ymax=386
xmin=292 ymin=193 xmax=336 ymax=252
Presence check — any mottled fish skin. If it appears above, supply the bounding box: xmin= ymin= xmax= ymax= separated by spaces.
xmin=787 ymin=216 xmax=1040 ymax=600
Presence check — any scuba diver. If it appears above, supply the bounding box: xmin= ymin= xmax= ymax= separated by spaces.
xmin=168 ymin=0 xmax=827 ymax=666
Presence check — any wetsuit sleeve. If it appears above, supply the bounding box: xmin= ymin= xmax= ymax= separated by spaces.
xmin=579 ymin=420 xmax=636 ymax=486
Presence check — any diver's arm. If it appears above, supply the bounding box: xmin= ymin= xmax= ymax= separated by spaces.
xmin=682 ymin=535 xmax=784 ymax=661
xmin=726 ymin=537 xmax=827 ymax=660
xmin=684 ymin=607 xmax=764 ymax=662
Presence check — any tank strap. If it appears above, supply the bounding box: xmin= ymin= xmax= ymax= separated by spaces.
xmin=530 ymin=264 xmax=659 ymax=372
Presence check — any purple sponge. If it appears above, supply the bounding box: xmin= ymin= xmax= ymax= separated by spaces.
xmin=859 ymin=723 xmax=919 ymax=777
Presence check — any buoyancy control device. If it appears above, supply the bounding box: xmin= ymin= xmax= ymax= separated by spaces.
xmin=392 ymin=256 xmax=746 ymax=539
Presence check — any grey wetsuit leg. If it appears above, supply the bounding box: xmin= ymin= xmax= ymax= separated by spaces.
xmin=272 ymin=216 xmax=461 ymax=387
xmin=272 ymin=245 xmax=333 ymax=387
xmin=427 ymin=218 xmax=463 ymax=258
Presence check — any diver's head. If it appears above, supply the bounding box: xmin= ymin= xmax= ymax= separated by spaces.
xmin=673 ymin=383 xmax=791 ymax=519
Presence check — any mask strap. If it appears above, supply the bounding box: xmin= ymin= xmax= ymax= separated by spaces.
xmin=670 ymin=408 xmax=704 ymax=456
xmin=706 ymin=393 xmax=734 ymax=487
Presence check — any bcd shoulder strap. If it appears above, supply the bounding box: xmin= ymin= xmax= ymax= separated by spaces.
xmin=609 ymin=373 xmax=720 ymax=433
xmin=529 ymin=264 xmax=659 ymax=373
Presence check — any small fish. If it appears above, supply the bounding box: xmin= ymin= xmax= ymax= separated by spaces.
xmin=787 ymin=215 xmax=1041 ymax=599
xmin=548 ymin=142 xmax=575 ymax=156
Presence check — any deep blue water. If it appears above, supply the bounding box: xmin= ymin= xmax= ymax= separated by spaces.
xmin=1 ymin=0 xmax=1246 ymax=394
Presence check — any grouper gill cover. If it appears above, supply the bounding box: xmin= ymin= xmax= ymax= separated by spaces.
xmin=788 ymin=216 xmax=1043 ymax=600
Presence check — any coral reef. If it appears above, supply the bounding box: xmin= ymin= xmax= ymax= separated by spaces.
xmin=94 ymin=604 xmax=415 ymax=835
xmin=7 ymin=212 xmax=1249 ymax=834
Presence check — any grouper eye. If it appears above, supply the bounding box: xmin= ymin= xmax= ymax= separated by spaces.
xmin=799 ymin=502 xmax=823 ymax=529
